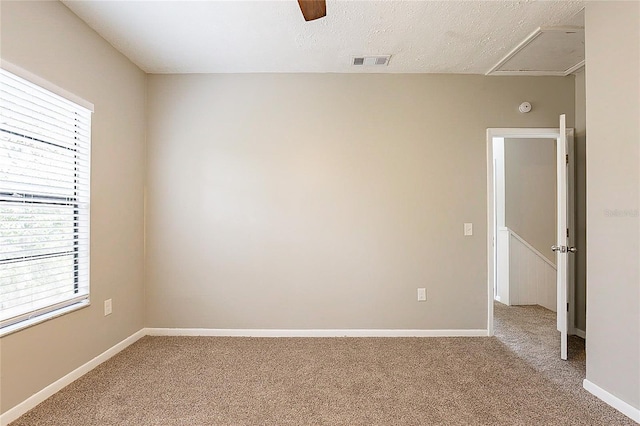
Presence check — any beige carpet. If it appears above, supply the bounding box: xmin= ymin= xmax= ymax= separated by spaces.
xmin=10 ymin=303 xmax=636 ymax=425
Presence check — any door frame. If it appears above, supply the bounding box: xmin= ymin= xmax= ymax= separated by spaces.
xmin=486 ymin=128 xmax=575 ymax=336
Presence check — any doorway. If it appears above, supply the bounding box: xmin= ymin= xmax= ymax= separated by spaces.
xmin=486 ymin=126 xmax=577 ymax=359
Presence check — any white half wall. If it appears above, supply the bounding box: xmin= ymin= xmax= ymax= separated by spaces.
xmin=507 ymin=229 xmax=557 ymax=311
xmin=496 ymin=228 xmax=556 ymax=311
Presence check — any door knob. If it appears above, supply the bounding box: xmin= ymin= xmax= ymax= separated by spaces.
xmin=551 ymin=245 xmax=561 ymax=252
xmin=567 ymin=247 xmax=577 ymax=253
xmin=552 ymin=245 xmax=567 ymax=253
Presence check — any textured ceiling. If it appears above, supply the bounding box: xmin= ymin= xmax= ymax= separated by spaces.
xmin=61 ymin=0 xmax=585 ymax=74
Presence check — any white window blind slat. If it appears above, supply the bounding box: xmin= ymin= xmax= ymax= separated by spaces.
xmin=0 ymin=84 xmax=91 ymax=123
xmin=0 ymin=192 xmax=91 ymax=202
xmin=1 ymin=70 xmax=86 ymax=112
xmin=2 ymin=131 xmax=90 ymax=199
xmin=0 ymin=206 xmax=89 ymax=214
xmin=1 ymin=142 xmax=90 ymax=168
xmin=0 ymin=95 xmax=91 ymax=138
xmin=1 ymin=112 xmax=91 ymax=147
xmin=0 ymin=67 xmax=91 ymax=332
xmin=2 ymin=236 xmax=78 ymax=249
xmin=1 ymin=261 xmax=87 ymax=280
xmin=0 ymin=229 xmax=89 ymax=237
xmin=3 ymin=232 xmax=83 ymax=242
xmin=0 ymin=95 xmax=92 ymax=135
xmin=3 ymin=272 xmax=79 ymax=292
xmin=1 ymin=147 xmax=91 ymax=172
xmin=2 ymin=136 xmax=91 ymax=160
xmin=2 ymin=273 xmax=87 ymax=295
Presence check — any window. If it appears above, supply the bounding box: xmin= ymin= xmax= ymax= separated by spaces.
xmin=0 ymin=68 xmax=92 ymax=334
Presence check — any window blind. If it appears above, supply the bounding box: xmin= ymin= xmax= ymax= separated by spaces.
xmin=0 ymin=68 xmax=91 ymax=330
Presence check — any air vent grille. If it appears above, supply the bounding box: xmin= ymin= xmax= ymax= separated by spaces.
xmin=352 ymin=55 xmax=391 ymax=66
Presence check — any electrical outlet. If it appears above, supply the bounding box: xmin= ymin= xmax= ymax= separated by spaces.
xmin=104 ymin=299 xmax=112 ymax=316
xmin=417 ymin=288 xmax=427 ymax=301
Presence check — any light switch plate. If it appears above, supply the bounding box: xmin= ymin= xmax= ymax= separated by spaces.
xmin=464 ymin=223 xmax=473 ymax=236
xmin=417 ymin=288 xmax=427 ymax=301
xmin=104 ymin=299 xmax=112 ymax=316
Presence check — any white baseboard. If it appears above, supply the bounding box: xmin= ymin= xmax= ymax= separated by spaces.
xmin=0 ymin=329 xmax=146 ymax=426
xmin=573 ymin=328 xmax=586 ymax=339
xmin=145 ymin=328 xmax=488 ymax=338
xmin=583 ymin=379 xmax=640 ymax=423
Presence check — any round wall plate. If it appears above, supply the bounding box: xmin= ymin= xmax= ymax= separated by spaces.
xmin=519 ymin=102 xmax=532 ymax=113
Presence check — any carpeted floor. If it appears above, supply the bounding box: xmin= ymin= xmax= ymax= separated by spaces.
xmin=10 ymin=303 xmax=636 ymax=425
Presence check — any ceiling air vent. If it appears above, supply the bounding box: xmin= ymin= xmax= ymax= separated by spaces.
xmin=352 ymin=55 xmax=391 ymax=66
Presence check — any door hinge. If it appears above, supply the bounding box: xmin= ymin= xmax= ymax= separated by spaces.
xmin=566 ymin=154 xmax=569 ymax=165
xmin=567 ymin=303 xmax=569 ymax=312
xmin=567 ymin=228 xmax=569 ymax=238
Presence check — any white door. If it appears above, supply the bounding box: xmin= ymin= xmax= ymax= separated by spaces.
xmin=553 ymin=114 xmax=575 ymax=360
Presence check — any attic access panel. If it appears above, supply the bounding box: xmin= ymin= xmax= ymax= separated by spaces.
xmin=487 ymin=27 xmax=585 ymax=76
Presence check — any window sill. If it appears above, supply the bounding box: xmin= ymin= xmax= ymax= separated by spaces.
xmin=0 ymin=300 xmax=91 ymax=338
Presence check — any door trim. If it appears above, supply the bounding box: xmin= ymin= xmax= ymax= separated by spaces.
xmin=486 ymin=128 xmax=575 ymax=336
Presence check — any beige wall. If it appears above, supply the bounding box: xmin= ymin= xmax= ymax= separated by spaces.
xmin=574 ymin=70 xmax=587 ymax=332
xmin=585 ymin=1 xmax=640 ymax=411
xmin=0 ymin=1 xmax=146 ymax=413
xmin=146 ymin=74 xmax=574 ymax=330
xmin=504 ymin=138 xmax=556 ymax=263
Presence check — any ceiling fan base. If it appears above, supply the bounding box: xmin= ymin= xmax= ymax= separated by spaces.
xmin=298 ymin=0 xmax=326 ymax=21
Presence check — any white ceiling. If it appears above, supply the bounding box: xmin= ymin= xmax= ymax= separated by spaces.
xmin=61 ymin=0 xmax=585 ymax=74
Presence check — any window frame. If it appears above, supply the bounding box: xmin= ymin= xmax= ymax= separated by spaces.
xmin=0 ymin=62 xmax=93 ymax=336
